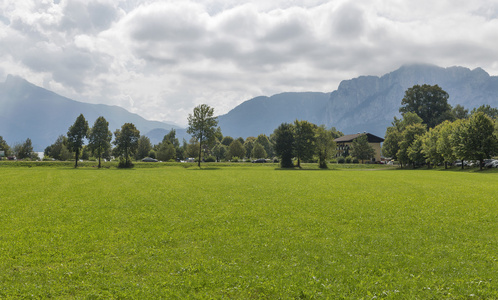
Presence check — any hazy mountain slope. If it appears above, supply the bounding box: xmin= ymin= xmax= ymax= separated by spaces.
xmin=217 ymin=92 xmax=330 ymax=138
xmin=322 ymin=64 xmax=498 ymax=136
xmin=216 ymin=64 xmax=498 ymax=139
xmin=0 ymin=75 xmax=179 ymax=151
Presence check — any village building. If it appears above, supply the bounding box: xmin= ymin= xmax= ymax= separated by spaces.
xmin=334 ymin=132 xmax=384 ymax=162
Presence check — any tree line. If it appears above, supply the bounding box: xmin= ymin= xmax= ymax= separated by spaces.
xmin=382 ymin=84 xmax=498 ymax=170
xmin=1 ymin=84 xmax=497 ymax=169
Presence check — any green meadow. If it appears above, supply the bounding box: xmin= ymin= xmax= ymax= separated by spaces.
xmin=0 ymin=164 xmax=497 ymax=299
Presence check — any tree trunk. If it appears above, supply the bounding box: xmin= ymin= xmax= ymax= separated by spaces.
xmin=198 ymin=140 xmax=202 ymax=168
xmin=74 ymin=149 xmax=79 ymax=168
xmin=98 ymin=155 xmax=101 ymax=168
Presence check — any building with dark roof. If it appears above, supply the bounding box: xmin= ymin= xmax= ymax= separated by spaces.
xmin=334 ymin=132 xmax=385 ymax=162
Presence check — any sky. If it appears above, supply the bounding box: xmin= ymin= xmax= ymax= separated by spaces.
xmin=1 ymin=0 xmax=498 ymax=127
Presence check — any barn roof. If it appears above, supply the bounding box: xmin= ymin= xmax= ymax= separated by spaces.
xmin=334 ymin=133 xmax=384 ymax=143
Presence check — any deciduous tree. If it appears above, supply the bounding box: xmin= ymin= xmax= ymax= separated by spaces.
xmin=228 ymin=139 xmax=245 ymax=160
xmin=351 ymin=134 xmax=375 ymax=164
xmin=294 ymin=120 xmax=317 ymax=168
xmin=436 ymin=121 xmax=456 ymax=169
xmin=273 ymin=123 xmax=295 ymax=168
xmin=136 ymin=135 xmax=152 ymax=160
xmin=397 ymin=123 xmax=426 ymax=167
xmin=16 ymin=138 xmax=35 ymax=160
xmin=113 ymin=123 xmax=140 ymax=168
xmin=251 ymin=142 xmax=267 ymax=159
xmin=187 ymin=104 xmax=218 ymax=167
xmin=421 ymin=125 xmax=443 ymax=168
xmin=0 ymin=136 xmax=11 ymax=158
xmin=450 ymin=119 xmax=470 ymax=170
xmin=400 ymin=84 xmax=452 ymax=128
xmin=315 ymin=125 xmax=336 ymax=168
xmin=464 ymin=112 xmax=498 ymax=170
xmin=67 ymin=114 xmax=89 ymax=168
xmin=88 ymin=116 xmax=112 ymax=168
xmin=471 ymin=104 xmax=498 ymax=119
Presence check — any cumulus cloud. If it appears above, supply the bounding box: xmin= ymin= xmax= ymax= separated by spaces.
xmin=1 ymin=0 xmax=497 ymax=126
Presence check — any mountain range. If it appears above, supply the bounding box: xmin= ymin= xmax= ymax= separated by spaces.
xmin=1 ymin=64 xmax=497 ymax=151
xmin=216 ymin=64 xmax=498 ymax=139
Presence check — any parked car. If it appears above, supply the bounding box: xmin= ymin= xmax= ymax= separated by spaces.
xmin=252 ymin=159 xmax=267 ymax=163
xmin=142 ymin=157 xmax=158 ymax=162
xmin=484 ymin=159 xmax=498 ymax=168
xmin=488 ymin=160 xmax=498 ymax=168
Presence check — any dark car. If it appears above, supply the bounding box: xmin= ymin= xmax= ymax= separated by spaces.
xmin=142 ymin=157 xmax=158 ymax=162
xmin=252 ymin=159 xmax=267 ymax=163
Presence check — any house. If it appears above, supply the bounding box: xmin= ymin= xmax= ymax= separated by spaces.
xmin=334 ymin=132 xmax=385 ymax=162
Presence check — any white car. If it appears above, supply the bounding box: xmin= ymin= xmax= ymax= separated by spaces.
xmin=485 ymin=160 xmax=498 ymax=168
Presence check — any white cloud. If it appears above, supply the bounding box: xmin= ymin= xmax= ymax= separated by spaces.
xmin=1 ymin=0 xmax=498 ymax=127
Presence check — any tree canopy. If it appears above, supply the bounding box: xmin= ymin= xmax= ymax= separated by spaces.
xmin=400 ymin=84 xmax=452 ymax=128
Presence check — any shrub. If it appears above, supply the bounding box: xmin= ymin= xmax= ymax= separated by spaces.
xmin=345 ymin=156 xmax=352 ymax=163
xmin=118 ymin=156 xmax=134 ymax=168
xmin=353 ymin=158 xmax=359 ymax=164
xmin=337 ymin=157 xmax=345 ymax=164
xmin=231 ymin=156 xmax=239 ymax=162
xmin=204 ymin=156 xmax=216 ymax=162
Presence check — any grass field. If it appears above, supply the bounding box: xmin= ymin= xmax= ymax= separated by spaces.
xmin=0 ymin=163 xmax=497 ymax=298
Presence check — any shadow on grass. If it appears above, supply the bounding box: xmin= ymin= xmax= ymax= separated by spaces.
xmin=391 ymin=166 xmax=498 ymax=173
xmin=188 ymin=167 xmax=222 ymax=171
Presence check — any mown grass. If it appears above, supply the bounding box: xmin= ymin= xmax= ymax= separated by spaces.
xmin=0 ymin=165 xmax=497 ymax=298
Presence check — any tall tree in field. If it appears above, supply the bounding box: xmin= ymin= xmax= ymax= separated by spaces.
xmin=113 ymin=123 xmax=140 ymax=168
xmin=400 ymin=84 xmax=452 ymax=128
xmin=273 ymin=123 xmax=295 ymax=168
xmin=294 ymin=120 xmax=317 ymax=168
xmin=464 ymin=112 xmax=498 ymax=170
xmin=67 ymin=114 xmax=89 ymax=168
xmin=315 ymin=125 xmax=336 ymax=169
xmin=351 ymin=134 xmax=375 ymax=164
xmin=88 ymin=116 xmax=112 ymax=168
xmin=187 ymin=104 xmax=218 ymax=167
